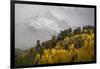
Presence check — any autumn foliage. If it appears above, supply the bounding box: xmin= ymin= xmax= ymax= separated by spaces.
xmin=15 ymin=25 xmax=95 ymax=67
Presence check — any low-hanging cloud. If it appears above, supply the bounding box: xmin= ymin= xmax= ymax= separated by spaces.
xmin=15 ymin=4 xmax=94 ymax=50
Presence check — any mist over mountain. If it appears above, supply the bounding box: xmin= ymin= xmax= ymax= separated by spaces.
xmin=15 ymin=11 xmax=69 ymax=50
xmin=15 ymin=4 xmax=94 ymax=50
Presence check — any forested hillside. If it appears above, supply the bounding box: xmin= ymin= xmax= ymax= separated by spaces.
xmin=15 ymin=25 xmax=95 ymax=67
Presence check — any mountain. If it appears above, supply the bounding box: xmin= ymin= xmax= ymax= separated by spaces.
xmin=15 ymin=26 xmax=95 ymax=67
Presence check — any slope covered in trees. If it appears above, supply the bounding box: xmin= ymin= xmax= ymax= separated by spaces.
xmin=15 ymin=25 xmax=95 ymax=67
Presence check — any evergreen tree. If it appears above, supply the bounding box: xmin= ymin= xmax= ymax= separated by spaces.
xmin=36 ymin=40 xmax=41 ymax=52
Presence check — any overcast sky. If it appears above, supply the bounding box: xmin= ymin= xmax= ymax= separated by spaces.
xmin=15 ymin=3 xmax=94 ymax=50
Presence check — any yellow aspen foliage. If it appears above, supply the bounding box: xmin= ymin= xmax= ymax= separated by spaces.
xmin=69 ymin=44 xmax=74 ymax=50
xmin=51 ymin=48 xmax=56 ymax=54
xmin=15 ymin=29 xmax=95 ymax=66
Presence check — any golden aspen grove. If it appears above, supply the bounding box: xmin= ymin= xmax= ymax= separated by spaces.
xmin=15 ymin=25 xmax=95 ymax=67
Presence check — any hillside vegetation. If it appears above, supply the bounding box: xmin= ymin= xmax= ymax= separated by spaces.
xmin=15 ymin=25 xmax=95 ymax=67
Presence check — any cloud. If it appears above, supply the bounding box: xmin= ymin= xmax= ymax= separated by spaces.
xmin=15 ymin=4 xmax=94 ymax=50
xmin=26 ymin=14 xmax=62 ymax=33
